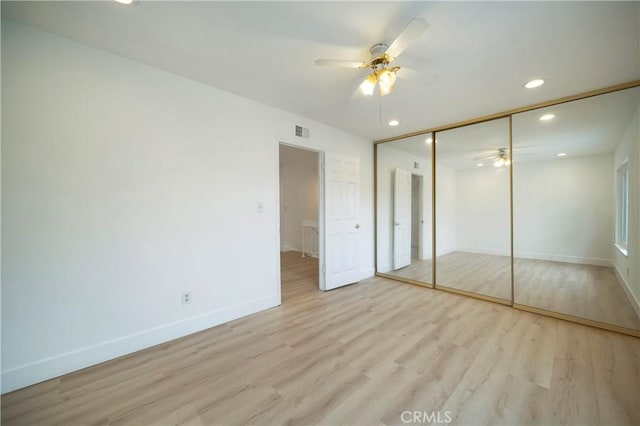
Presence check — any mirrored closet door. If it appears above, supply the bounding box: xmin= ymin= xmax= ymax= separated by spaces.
xmin=376 ymin=135 xmax=434 ymax=287
xmin=512 ymin=87 xmax=640 ymax=332
xmin=434 ymin=118 xmax=512 ymax=302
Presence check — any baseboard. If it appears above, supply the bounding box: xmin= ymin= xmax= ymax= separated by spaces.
xmin=1 ymin=294 xmax=280 ymax=394
xmin=457 ymin=247 xmax=611 ymax=267
xmin=457 ymin=247 xmax=510 ymax=257
xmin=280 ymin=244 xmax=296 ymax=252
xmin=613 ymin=264 xmax=640 ymax=319
xmin=436 ymin=248 xmax=456 ymax=257
xmin=514 ymin=251 xmax=611 ymax=267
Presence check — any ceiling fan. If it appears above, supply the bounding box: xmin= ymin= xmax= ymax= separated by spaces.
xmin=474 ymin=148 xmax=512 ymax=167
xmin=315 ymin=18 xmax=429 ymax=96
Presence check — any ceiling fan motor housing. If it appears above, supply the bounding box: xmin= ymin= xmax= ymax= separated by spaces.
xmin=369 ymin=43 xmax=389 ymax=63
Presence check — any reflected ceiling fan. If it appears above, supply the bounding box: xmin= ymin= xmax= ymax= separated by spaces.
xmin=474 ymin=148 xmax=511 ymax=168
xmin=315 ymin=18 xmax=429 ymax=96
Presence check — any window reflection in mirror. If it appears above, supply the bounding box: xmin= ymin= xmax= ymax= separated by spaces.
xmin=512 ymin=87 xmax=640 ymax=331
xmin=376 ymin=135 xmax=433 ymax=287
xmin=434 ymin=117 xmax=511 ymax=302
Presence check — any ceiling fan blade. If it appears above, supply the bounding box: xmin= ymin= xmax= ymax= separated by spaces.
xmin=396 ymin=67 xmax=437 ymax=85
xmin=384 ymin=18 xmax=429 ymax=60
xmin=315 ymin=58 xmax=369 ymax=69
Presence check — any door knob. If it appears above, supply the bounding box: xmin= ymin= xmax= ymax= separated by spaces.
xmin=355 ymin=224 xmax=360 ymax=229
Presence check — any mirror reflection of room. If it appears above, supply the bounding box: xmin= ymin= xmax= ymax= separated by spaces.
xmin=376 ymin=136 xmax=433 ymax=286
xmin=434 ymin=118 xmax=512 ymax=301
xmin=513 ymin=87 xmax=640 ymax=331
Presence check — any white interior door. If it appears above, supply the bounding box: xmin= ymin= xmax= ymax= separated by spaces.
xmin=394 ymin=167 xmax=412 ymax=270
xmin=324 ymin=152 xmax=360 ymax=290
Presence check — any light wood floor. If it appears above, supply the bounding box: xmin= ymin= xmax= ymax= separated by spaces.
xmin=2 ymin=251 xmax=639 ymax=425
xmin=387 ymin=251 xmax=640 ymax=330
xmin=514 ymin=257 xmax=640 ymax=330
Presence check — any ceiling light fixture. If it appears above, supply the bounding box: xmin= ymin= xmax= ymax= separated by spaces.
xmin=477 ymin=163 xmax=484 ymax=167
xmin=356 ymin=44 xmax=401 ymax=97
xmin=316 ymin=18 xmax=428 ymax=98
xmin=539 ymin=114 xmax=555 ymax=121
xmin=425 ymin=137 xmax=432 ymax=144
xmin=361 ymin=65 xmax=399 ymax=96
xmin=359 ymin=74 xmax=377 ymax=96
xmin=114 ymin=0 xmax=136 ymax=4
xmin=524 ymin=79 xmax=545 ymax=89
xmin=377 ymin=68 xmax=397 ymax=96
xmin=388 ymin=120 xmax=400 ymax=127
xmin=491 ymin=148 xmax=511 ymax=168
xmin=557 ymin=153 xmax=567 ymax=157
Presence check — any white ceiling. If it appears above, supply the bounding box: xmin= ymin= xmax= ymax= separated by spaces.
xmin=382 ymin=86 xmax=639 ymax=170
xmin=2 ymin=1 xmax=639 ymax=141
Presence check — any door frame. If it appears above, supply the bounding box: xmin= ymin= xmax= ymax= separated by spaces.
xmin=275 ymin=141 xmax=326 ymax=302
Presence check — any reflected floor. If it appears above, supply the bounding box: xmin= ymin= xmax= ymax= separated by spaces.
xmin=437 ymin=252 xmax=511 ymax=301
xmin=386 ymin=250 xmax=433 ymax=285
xmin=514 ymin=257 xmax=640 ymax=330
xmin=386 ymin=251 xmax=640 ymax=330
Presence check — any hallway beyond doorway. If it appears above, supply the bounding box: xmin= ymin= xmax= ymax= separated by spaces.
xmin=280 ymin=251 xmax=319 ymax=303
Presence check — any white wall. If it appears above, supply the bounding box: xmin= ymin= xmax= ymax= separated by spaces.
xmin=1 ymin=20 xmax=374 ymax=393
xmin=376 ymin=144 xmax=432 ymax=272
xmin=454 ymin=167 xmax=510 ymax=255
xmin=279 ymin=145 xmax=318 ymax=253
xmin=612 ymin=105 xmax=640 ymax=311
xmin=454 ymin=154 xmax=613 ymax=264
xmin=513 ymin=153 xmax=613 ymax=265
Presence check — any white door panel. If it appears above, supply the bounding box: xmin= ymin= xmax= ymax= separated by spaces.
xmin=394 ymin=167 xmax=412 ymax=270
xmin=324 ymin=152 xmax=360 ymax=290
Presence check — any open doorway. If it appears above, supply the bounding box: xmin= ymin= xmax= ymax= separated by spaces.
xmin=278 ymin=143 xmax=322 ymax=302
xmin=411 ymin=174 xmax=424 ymax=261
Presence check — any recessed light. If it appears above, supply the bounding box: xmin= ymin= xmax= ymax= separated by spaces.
xmin=539 ymin=114 xmax=555 ymax=121
xmin=477 ymin=163 xmax=484 ymax=167
xmin=388 ymin=120 xmax=399 ymax=127
xmin=425 ymin=137 xmax=432 ymax=144
xmin=557 ymin=153 xmax=567 ymax=157
xmin=524 ymin=79 xmax=545 ymax=89
xmin=114 ymin=0 xmax=136 ymax=4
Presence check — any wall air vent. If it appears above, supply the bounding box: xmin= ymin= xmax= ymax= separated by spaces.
xmin=295 ymin=125 xmax=310 ymax=139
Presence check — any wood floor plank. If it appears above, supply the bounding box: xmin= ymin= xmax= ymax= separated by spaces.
xmin=589 ymin=330 xmax=640 ymax=425
xmin=385 ymin=251 xmax=640 ymax=330
xmin=1 ymin=251 xmax=638 ymax=426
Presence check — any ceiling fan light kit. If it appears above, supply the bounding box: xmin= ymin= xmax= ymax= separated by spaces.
xmin=315 ymin=18 xmax=429 ymax=97
xmin=359 ymin=73 xmax=378 ymax=96
xmin=493 ymin=149 xmax=511 ymax=167
xmin=474 ymin=147 xmax=512 ymax=168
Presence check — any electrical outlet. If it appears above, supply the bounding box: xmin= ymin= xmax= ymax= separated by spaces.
xmin=182 ymin=292 xmax=192 ymax=305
